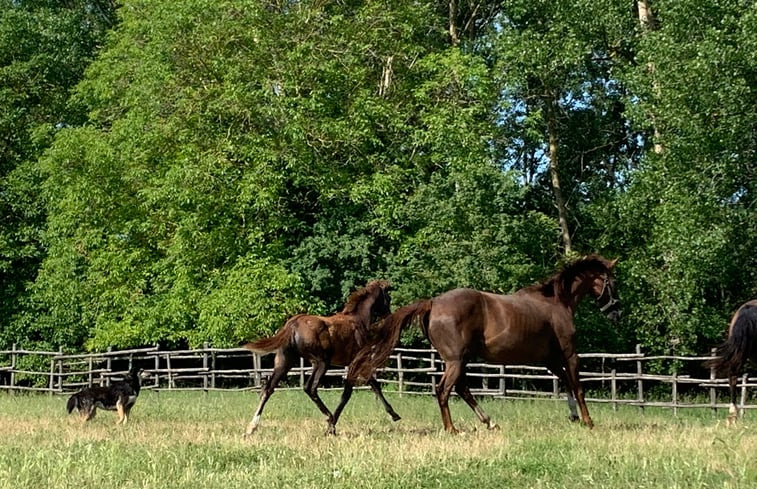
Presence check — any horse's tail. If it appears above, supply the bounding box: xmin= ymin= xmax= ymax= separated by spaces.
xmin=348 ymin=300 xmax=432 ymax=383
xmin=241 ymin=316 xmax=299 ymax=355
xmin=67 ymin=393 xmax=79 ymax=414
xmin=705 ymin=304 xmax=757 ymax=376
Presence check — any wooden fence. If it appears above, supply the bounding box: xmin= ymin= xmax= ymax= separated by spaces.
xmin=1 ymin=344 xmax=755 ymax=415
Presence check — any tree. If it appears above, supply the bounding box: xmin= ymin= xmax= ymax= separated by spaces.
xmin=492 ymin=0 xmax=639 ymax=256
xmin=33 ymin=0 xmax=553 ymax=350
xmin=617 ymin=0 xmax=757 ymax=356
xmin=0 ymin=0 xmax=116 ymax=349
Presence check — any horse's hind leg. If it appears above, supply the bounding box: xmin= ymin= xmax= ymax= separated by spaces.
xmin=303 ymin=359 xmax=337 ymax=435
xmin=454 ymin=371 xmax=496 ymax=430
xmin=245 ymin=351 xmax=295 ymax=436
xmin=727 ymin=372 xmax=739 ymax=426
xmin=435 ymin=360 xmax=463 ymax=433
xmin=331 ymin=380 xmax=354 ymax=429
xmin=368 ymin=377 xmax=401 ymax=422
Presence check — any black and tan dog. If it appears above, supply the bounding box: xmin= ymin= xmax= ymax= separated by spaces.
xmin=67 ymin=366 xmax=146 ymax=424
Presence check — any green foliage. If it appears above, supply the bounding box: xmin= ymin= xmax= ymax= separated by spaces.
xmin=0 ymin=0 xmax=116 ymax=349
xmin=615 ymin=0 xmax=757 ymax=355
xmin=195 ymin=256 xmax=313 ymax=348
xmin=1 ymin=0 xmax=756 ymax=364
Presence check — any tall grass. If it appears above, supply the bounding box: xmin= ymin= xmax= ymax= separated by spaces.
xmin=0 ymin=390 xmax=755 ymax=488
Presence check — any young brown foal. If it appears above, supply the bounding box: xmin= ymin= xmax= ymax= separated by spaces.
xmin=242 ymin=280 xmax=400 ymax=435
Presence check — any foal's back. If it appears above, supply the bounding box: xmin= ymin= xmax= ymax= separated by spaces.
xmin=290 ymin=313 xmax=365 ymax=366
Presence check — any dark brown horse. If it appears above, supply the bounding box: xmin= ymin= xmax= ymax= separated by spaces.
xmin=349 ymin=255 xmax=621 ymax=433
xmin=242 ymin=280 xmax=400 ymax=435
xmin=705 ymin=299 xmax=757 ymax=425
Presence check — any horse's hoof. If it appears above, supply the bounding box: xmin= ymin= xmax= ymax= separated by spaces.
xmin=569 ymin=415 xmax=580 ymax=423
xmin=487 ymin=421 xmax=499 ymax=430
xmin=391 ymin=414 xmax=402 ymax=422
xmin=325 ymin=425 xmax=337 ymax=436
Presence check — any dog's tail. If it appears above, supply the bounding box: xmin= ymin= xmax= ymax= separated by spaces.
xmin=241 ymin=316 xmax=300 ymax=355
xmin=705 ymin=304 xmax=757 ymax=376
xmin=348 ymin=300 xmax=432 ymax=383
xmin=66 ymin=393 xmax=79 ymax=414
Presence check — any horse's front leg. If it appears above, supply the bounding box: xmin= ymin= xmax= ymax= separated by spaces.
xmin=546 ymin=362 xmax=580 ymax=423
xmin=565 ymin=354 xmax=593 ymax=429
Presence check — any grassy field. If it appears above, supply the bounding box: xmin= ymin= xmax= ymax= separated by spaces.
xmin=1 ymin=389 xmax=755 ymax=488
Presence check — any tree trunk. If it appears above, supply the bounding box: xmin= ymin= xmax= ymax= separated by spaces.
xmin=545 ymin=96 xmax=572 ymax=254
xmin=449 ymin=0 xmax=459 ymax=46
xmin=637 ymin=0 xmax=663 ymax=154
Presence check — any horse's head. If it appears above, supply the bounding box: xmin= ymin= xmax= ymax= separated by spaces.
xmin=342 ymin=280 xmax=391 ymax=323
xmin=369 ymin=280 xmax=392 ymax=322
xmin=588 ymin=257 xmax=622 ymax=321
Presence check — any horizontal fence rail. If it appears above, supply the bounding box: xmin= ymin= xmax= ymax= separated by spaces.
xmin=0 ymin=344 xmax=755 ymax=415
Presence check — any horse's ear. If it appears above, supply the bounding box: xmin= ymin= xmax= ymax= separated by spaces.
xmin=608 ymin=258 xmax=618 ymax=269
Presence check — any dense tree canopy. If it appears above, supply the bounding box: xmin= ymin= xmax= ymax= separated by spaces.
xmin=1 ymin=0 xmax=755 ymax=366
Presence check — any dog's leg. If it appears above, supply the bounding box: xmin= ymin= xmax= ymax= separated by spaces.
xmin=123 ymin=405 xmax=133 ymax=425
xmin=82 ymin=401 xmax=96 ymax=422
xmin=116 ymin=399 xmax=126 ymax=425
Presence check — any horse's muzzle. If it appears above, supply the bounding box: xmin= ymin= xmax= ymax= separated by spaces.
xmin=599 ymin=297 xmax=622 ymax=321
xmin=606 ymin=307 xmax=622 ymax=321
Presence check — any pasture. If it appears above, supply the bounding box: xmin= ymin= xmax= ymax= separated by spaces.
xmin=1 ymin=390 xmax=755 ymax=488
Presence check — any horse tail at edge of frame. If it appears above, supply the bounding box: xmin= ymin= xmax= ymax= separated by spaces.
xmin=705 ymin=304 xmax=757 ymax=376
xmin=241 ymin=316 xmax=300 ymax=355
xmin=348 ymin=300 xmax=432 ymax=383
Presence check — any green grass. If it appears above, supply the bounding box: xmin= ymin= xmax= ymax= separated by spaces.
xmin=1 ymin=389 xmax=755 ymax=488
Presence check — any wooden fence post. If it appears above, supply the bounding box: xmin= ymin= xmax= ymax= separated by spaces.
xmin=253 ymin=353 xmax=262 ymax=388
xmin=10 ymin=343 xmax=16 ymax=394
xmin=87 ymin=355 xmax=94 ymax=388
xmin=740 ymin=373 xmax=748 ymax=418
xmin=57 ymin=346 xmax=63 ymax=393
xmin=397 ymin=351 xmax=404 ymax=396
xmin=611 ymin=367 xmax=617 ymax=411
xmin=499 ymin=365 xmax=505 ymax=397
xmin=429 ymin=351 xmax=436 ymax=395
xmin=211 ymin=348 xmax=217 ymax=390
xmin=672 ymin=370 xmax=678 ymax=417
xmin=202 ymin=342 xmax=209 ymax=393
xmin=709 ymin=347 xmax=717 ymax=415
xmin=48 ymin=347 xmax=57 ymax=395
xmin=299 ymin=357 xmax=305 ymax=388
xmin=106 ymin=347 xmax=112 ymax=386
xmin=166 ymin=352 xmax=173 ymax=389
xmin=153 ymin=350 xmax=160 ymax=389
xmin=636 ymin=344 xmax=644 ymax=411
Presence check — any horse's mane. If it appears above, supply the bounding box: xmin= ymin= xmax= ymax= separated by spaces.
xmin=341 ymin=280 xmax=390 ymax=314
xmin=525 ymin=255 xmax=613 ymax=299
